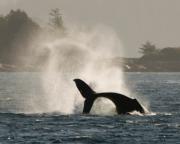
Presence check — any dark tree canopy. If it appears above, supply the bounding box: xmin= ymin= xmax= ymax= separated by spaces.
xmin=139 ymin=41 xmax=157 ymax=56
xmin=139 ymin=41 xmax=180 ymax=61
xmin=0 ymin=9 xmax=40 ymax=64
xmin=159 ymin=47 xmax=180 ymax=61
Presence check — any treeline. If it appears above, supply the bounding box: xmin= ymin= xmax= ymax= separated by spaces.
xmin=0 ymin=9 xmax=64 ymax=67
xmin=0 ymin=9 xmax=180 ymax=72
xmin=0 ymin=10 xmax=40 ymax=65
xmin=122 ymin=42 xmax=180 ymax=72
xmin=139 ymin=41 xmax=180 ymax=61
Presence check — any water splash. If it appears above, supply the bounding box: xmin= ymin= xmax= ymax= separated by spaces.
xmin=34 ymin=25 xmax=130 ymax=114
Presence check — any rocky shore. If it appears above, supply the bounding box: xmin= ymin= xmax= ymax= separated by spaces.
xmin=117 ymin=58 xmax=180 ymax=72
xmin=1 ymin=57 xmax=180 ymax=72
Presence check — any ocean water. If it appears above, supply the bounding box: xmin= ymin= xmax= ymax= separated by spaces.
xmin=0 ymin=72 xmax=180 ymax=144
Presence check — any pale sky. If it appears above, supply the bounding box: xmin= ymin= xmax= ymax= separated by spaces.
xmin=0 ymin=0 xmax=180 ymax=57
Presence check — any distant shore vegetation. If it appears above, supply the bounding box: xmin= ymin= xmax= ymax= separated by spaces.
xmin=0 ymin=9 xmax=180 ymax=72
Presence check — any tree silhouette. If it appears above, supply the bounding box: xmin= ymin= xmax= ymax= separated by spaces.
xmin=49 ymin=8 xmax=65 ymax=33
xmin=139 ymin=41 xmax=157 ymax=56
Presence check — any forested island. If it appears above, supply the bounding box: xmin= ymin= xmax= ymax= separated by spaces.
xmin=120 ymin=42 xmax=180 ymax=72
xmin=0 ymin=9 xmax=180 ymax=72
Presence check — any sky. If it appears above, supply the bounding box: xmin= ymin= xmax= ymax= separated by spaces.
xmin=0 ymin=0 xmax=180 ymax=57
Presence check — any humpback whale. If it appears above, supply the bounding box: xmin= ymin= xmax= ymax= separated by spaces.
xmin=73 ymin=79 xmax=145 ymax=114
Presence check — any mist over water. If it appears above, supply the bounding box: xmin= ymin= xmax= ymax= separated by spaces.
xmin=30 ymin=25 xmax=133 ymax=114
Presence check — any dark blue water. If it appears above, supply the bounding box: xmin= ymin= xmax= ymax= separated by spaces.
xmin=0 ymin=72 xmax=180 ymax=144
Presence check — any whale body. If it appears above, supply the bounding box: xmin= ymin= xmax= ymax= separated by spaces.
xmin=73 ymin=79 xmax=145 ymax=114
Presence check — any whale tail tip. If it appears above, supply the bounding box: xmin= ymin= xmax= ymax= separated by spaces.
xmin=73 ymin=79 xmax=95 ymax=98
xmin=73 ymin=79 xmax=96 ymax=113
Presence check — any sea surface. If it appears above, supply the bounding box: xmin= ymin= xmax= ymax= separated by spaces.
xmin=0 ymin=72 xmax=180 ymax=144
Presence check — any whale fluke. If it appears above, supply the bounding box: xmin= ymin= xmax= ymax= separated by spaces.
xmin=73 ymin=78 xmax=145 ymax=114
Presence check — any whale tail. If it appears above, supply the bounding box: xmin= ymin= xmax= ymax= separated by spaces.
xmin=74 ymin=78 xmax=145 ymax=114
xmin=73 ymin=79 xmax=96 ymax=113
